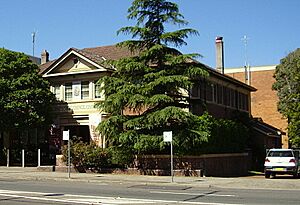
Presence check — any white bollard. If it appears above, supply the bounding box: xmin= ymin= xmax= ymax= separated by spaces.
xmin=6 ymin=149 xmax=9 ymax=167
xmin=22 ymin=149 xmax=25 ymax=168
xmin=38 ymin=149 xmax=41 ymax=167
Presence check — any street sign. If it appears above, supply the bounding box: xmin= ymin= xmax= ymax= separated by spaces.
xmin=163 ymin=131 xmax=172 ymax=142
xmin=163 ymin=131 xmax=174 ymax=182
xmin=63 ymin=130 xmax=69 ymax=141
xmin=63 ymin=130 xmax=71 ymax=179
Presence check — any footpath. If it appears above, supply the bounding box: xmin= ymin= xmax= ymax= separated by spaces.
xmin=0 ymin=166 xmax=300 ymax=190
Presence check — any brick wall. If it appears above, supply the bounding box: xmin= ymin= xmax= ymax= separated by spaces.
xmin=133 ymin=153 xmax=250 ymax=177
xmin=226 ymin=69 xmax=288 ymax=148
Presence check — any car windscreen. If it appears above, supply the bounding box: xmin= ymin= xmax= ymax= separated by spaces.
xmin=268 ymin=151 xmax=293 ymax=157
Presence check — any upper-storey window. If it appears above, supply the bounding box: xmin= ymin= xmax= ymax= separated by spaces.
xmin=65 ymin=83 xmax=72 ymax=101
xmin=205 ymin=83 xmax=213 ymax=102
xmin=238 ymin=92 xmax=249 ymax=111
xmin=212 ymin=84 xmax=218 ymax=103
xmin=94 ymin=81 xmax=102 ymax=98
xmin=53 ymin=85 xmax=60 ymax=100
xmin=230 ymin=89 xmax=236 ymax=108
xmin=81 ymin=81 xmax=89 ymax=99
xmin=223 ymin=86 xmax=229 ymax=106
xmin=64 ymin=81 xmax=93 ymax=101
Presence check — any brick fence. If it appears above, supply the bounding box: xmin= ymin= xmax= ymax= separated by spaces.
xmin=132 ymin=152 xmax=251 ymax=177
xmin=55 ymin=152 xmax=251 ymax=177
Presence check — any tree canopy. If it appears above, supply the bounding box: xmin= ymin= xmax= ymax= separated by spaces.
xmin=0 ymin=48 xmax=56 ymax=131
xmin=96 ymin=0 xmax=208 ymax=154
xmin=273 ymin=48 xmax=300 ymax=147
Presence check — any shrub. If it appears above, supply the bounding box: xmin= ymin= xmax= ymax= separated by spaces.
xmin=107 ymin=146 xmax=134 ymax=168
xmin=199 ymin=118 xmax=250 ymax=154
xmin=62 ymin=141 xmax=111 ymax=171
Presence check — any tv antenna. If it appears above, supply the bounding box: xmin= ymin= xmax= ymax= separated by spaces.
xmin=241 ymin=35 xmax=250 ymax=66
xmin=241 ymin=35 xmax=251 ymax=85
xmin=32 ymin=31 xmax=37 ymax=56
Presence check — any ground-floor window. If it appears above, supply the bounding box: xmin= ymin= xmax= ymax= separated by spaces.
xmin=63 ymin=125 xmax=91 ymax=144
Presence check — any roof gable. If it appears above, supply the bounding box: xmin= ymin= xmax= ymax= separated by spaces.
xmin=42 ymin=48 xmax=109 ymax=77
xmin=50 ymin=54 xmax=96 ymax=73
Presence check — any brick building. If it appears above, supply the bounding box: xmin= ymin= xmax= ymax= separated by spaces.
xmin=39 ymin=42 xmax=255 ymax=154
xmin=225 ymin=65 xmax=288 ymax=148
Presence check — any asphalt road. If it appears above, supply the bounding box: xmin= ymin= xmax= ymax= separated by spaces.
xmin=0 ymin=178 xmax=299 ymax=205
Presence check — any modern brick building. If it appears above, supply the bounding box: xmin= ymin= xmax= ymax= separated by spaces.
xmin=225 ymin=65 xmax=288 ymax=148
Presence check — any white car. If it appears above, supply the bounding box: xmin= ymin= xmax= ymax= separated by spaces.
xmin=264 ymin=149 xmax=299 ymax=178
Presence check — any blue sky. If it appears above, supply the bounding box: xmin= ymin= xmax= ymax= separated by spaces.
xmin=0 ymin=0 xmax=299 ymax=68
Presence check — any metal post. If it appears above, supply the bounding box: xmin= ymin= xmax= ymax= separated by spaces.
xmin=68 ymin=139 xmax=71 ymax=179
xmin=38 ymin=149 xmax=41 ymax=167
xmin=171 ymin=140 xmax=174 ymax=183
xmin=22 ymin=149 xmax=25 ymax=168
xmin=163 ymin=131 xmax=173 ymax=183
xmin=63 ymin=130 xmax=70 ymax=179
xmin=6 ymin=149 xmax=9 ymax=167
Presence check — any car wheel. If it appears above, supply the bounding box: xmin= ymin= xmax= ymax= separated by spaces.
xmin=293 ymin=172 xmax=298 ymax=178
xmin=265 ymin=172 xmax=271 ymax=178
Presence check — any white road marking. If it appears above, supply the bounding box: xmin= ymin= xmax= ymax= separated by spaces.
xmin=150 ymin=190 xmax=236 ymax=197
xmin=0 ymin=189 xmax=242 ymax=205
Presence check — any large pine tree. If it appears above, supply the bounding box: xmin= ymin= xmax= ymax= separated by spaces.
xmin=96 ymin=0 xmax=208 ymax=154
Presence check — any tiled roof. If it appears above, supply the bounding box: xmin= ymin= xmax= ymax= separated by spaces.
xmin=39 ymin=45 xmax=136 ymax=74
xmin=251 ymin=118 xmax=285 ymax=137
xmin=38 ymin=44 xmax=256 ymax=91
xmin=39 ymin=60 xmax=56 ymax=74
xmin=81 ymin=45 xmax=136 ymax=61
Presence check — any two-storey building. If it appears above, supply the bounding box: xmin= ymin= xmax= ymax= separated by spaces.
xmin=40 ymin=42 xmax=257 ymax=154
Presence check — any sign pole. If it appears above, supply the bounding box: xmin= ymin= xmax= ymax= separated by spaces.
xmin=163 ymin=131 xmax=173 ymax=183
xmin=63 ymin=130 xmax=70 ymax=179
xmin=171 ymin=139 xmax=174 ymax=183
xmin=68 ymin=138 xmax=71 ymax=179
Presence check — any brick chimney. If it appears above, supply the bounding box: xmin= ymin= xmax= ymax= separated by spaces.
xmin=41 ymin=50 xmax=49 ymax=64
xmin=215 ymin=36 xmax=224 ymax=74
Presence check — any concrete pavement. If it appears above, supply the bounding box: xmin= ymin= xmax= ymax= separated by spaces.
xmin=0 ymin=166 xmax=300 ymax=190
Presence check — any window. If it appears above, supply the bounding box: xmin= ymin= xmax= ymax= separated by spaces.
xmin=217 ymin=84 xmax=223 ymax=104
xmin=223 ymin=87 xmax=229 ymax=106
xmin=94 ymin=81 xmax=101 ymax=98
xmin=245 ymin=94 xmax=249 ymax=111
xmin=237 ymin=92 xmax=249 ymax=111
xmin=212 ymin=84 xmax=218 ymax=103
xmin=81 ymin=81 xmax=89 ymax=99
xmin=200 ymin=82 xmax=205 ymax=99
xmin=65 ymin=83 xmax=72 ymax=101
xmin=205 ymin=83 xmax=213 ymax=102
xmin=241 ymin=93 xmax=249 ymax=111
xmin=191 ymin=84 xmax=200 ymax=98
xmin=53 ymin=85 xmax=60 ymax=100
xmin=268 ymin=150 xmax=293 ymax=157
xmin=230 ymin=89 xmax=236 ymax=108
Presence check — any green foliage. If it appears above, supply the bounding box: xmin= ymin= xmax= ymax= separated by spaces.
xmin=62 ymin=141 xmax=111 ymax=171
xmin=172 ymin=112 xmax=249 ymax=155
xmin=0 ymin=48 xmax=56 ymax=131
xmin=197 ymin=116 xmax=249 ymax=154
xmin=96 ymin=0 xmax=208 ymax=155
xmin=174 ymin=113 xmax=211 ymax=155
xmin=107 ymin=146 xmax=134 ymax=167
xmin=273 ymin=48 xmax=300 ymax=147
